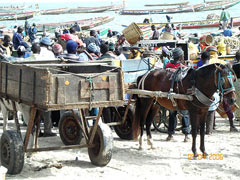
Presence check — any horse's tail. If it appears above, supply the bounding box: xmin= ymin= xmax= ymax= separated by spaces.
xmin=132 ymin=95 xmax=141 ymax=140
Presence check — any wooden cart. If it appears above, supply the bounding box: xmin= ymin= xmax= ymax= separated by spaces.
xmin=0 ymin=62 xmax=124 ymax=175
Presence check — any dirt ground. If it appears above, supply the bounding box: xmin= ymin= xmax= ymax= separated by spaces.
xmin=1 ymin=115 xmax=240 ymax=180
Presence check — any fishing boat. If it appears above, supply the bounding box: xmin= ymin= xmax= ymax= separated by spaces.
xmin=0 ymin=25 xmax=6 ymax=29
xmin=198 ymin=0 xmax=240 ymax=11
xmin=36 ymin=16 xmax=114 ymax=32
xmin=144 ymin=2 xmax=189 ymax=7
xmin=120 ymin=4 xmax=204 ymax=15
xmin=120 ymin=0 xmax=240 ymax=15
xmin=0 ymin=11 xmax=34 ymax=21
xmin=41 ymin=8 xmax=69 ymax=15
xmin=67 ymin=6 xmax=112 ymax=13
xmin=137 ymin=16 xmax=240 ymax=30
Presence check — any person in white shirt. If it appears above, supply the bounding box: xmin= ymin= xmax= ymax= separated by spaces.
xmin=39 ymin=36 xmax=56 ymax=60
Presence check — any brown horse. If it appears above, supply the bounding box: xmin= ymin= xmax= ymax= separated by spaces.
xmin=132 ymin=64 xmax=236 ymax=157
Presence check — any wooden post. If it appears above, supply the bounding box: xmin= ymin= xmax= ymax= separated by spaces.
xmin=89 ymin=107 xmax=103 ymax=145
xmin=71 ymin=109 xmax=89 ymax=141
xmin=80 ymin=109 xmax=89 ymax=139
xmin=24 ymin=107 xmax=37 ymax=151
xmin=34 ymin=110 xmax=42 ymax=149
xmin=122 ymin=94 xmax=133 ymax=125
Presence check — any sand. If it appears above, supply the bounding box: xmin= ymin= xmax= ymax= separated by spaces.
xmin=1 ymin=116 xmax=240 ymax=180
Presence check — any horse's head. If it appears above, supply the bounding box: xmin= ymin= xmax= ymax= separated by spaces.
xmin=215 ymin=64 xmax=236 ymax=105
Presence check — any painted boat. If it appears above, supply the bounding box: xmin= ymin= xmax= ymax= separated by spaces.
xmin=137 ymin=16 xmax=240 ymax=30
xmin=36 ymin=16 xmax=114 ymax=32
xmin=41 ymin=8 xmax=69 ymax=15
xmin=67 ymin=6 xmax=111 ymax=13
xmin=120 ymin=0 xmax=240 ymax=15
xmin=120 ymin=4 xmax=204 ymax=15
xmin=145 ymin=2 xmax=189 ymax=7
xmin=0 ymin=12 xmax=34 ymax=21
xmin=198 ymin=0 xmax=240 ymax=11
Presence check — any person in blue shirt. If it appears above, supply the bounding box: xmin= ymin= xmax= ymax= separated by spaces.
xmin=196 ymin=51 xmax=210 ymax=68
xmin=28 ymin=23 xmax=38 ymax=43
xmin=12 ymin=26 xmax=27 ymax=50
xmin=223 ymin=26 xmax=232 ymax=37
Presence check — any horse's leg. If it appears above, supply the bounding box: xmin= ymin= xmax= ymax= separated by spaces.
xmin=200 ymin=113 xmax=208 ymax=158
xmin=146 ymin=104 xmax=159 ymax=149
xmin=138 ymin=98 xmax=153 ymax=150
xmin=190 ymin=112 xmax=199 ymax=158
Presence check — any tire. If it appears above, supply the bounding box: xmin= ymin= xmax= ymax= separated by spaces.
xmin=0 ymin=130 xmax=24 ymax=175
xmin=58 ymin=111 xmax=83 ymax=145
xmin=113 ymin=106 xmax=133 ymax=140
xmin=88 ymin=123 xmax=113 ymax=166
xmin=153 ymin=107 xmax=169 ymax=133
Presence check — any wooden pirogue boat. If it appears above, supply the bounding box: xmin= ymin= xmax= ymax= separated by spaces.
xmin=0 ymin=12 xmax=34 ymax=21
xmin=36 ymin=16 xmax=114 ymax=32
xmin=41 ymin=4 xmax=123 ymax=15
xmin=137 ymin=16 xmax=240 ymax=30
xmin=120 ymin=0 xmax=240 ymax=15
xmin=120 ymin=4 xmax=204 ymax=15
xmin=145 ymin=1 xmax=189 ymax=7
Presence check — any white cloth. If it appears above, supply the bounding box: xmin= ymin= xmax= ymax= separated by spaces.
xmin=208 ymin=92 xmax=220 ymax=111
xmin=117 ymin=53 xmax=127 ymax=60
xmin=39 ymin=47 xmax=56 ymax=60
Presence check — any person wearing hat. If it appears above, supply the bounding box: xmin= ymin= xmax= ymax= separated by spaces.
xmin=204 ymin=46 xmax=226 ymax=65
xmin=165 ymin=47 xmax=190 ymax=142
xmin=28 ymin=23 xmax=38 ymax=43
xmin=61 ymin=40 xmax=79 ymax=60
xmin=39 ymin=36 xmax=55 ymax=60
xmin=151 ymin=25 xmax=160 ymax=40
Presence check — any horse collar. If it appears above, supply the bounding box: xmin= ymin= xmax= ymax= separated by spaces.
xmin=194 ymin=87 xmax=215 ymax=106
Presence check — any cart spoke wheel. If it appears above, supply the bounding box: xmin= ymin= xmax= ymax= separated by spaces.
xmin=88 ymin=123 xmax=113 ymax=166
xmin=0 ymin=130 xmax=24 ymax=175
xmin=113 ymin=106 xmax=133 ymax=140
xmin=59 ymin=111 xmax=83 ymax=145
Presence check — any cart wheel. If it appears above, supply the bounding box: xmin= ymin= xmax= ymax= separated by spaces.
xmin=0 ymin=130 xmax=24 ymax=175
xmin=113 ymin=106 xmax=133 ymax=140
xmin=88 ymin=123 xmax=113 ymax=166
xmin=153 ymin=107 xmax=169 ymax=133
xmin=59 ymin=111 xmax=83 ymax=145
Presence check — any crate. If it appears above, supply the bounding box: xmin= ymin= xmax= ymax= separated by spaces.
xmin=122 ymin=23 xmax=143 ymax=45
xmin=0 ymin=62 xmax=125 ymax=110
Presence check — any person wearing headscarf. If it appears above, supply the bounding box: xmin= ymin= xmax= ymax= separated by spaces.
xmin=165 ymin=47 xmax=190 ymax=142
xmin=52 ymin=43 xmax=63 ymax=57
xmin=162 ymin=46 xmax=171 ymax=68
xmin=87 ymin=42 xmax=101 ymax=59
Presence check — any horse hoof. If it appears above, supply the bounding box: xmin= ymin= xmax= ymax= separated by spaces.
xmin=203 ymin=153 xmax=208 ymax=159
xmin=138 ymin=147 xmax=143 ymax=151
xmin=184 ymin=136 xmax=190 ymax=142
xmin=230 ymin=126 xmax=238 ymax=132
xmin=166 ymin=135 xmax=173 ymax=141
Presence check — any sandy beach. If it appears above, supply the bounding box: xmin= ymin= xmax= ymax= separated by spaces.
xmin=1 ymin=114 xmax=239 ymax=180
